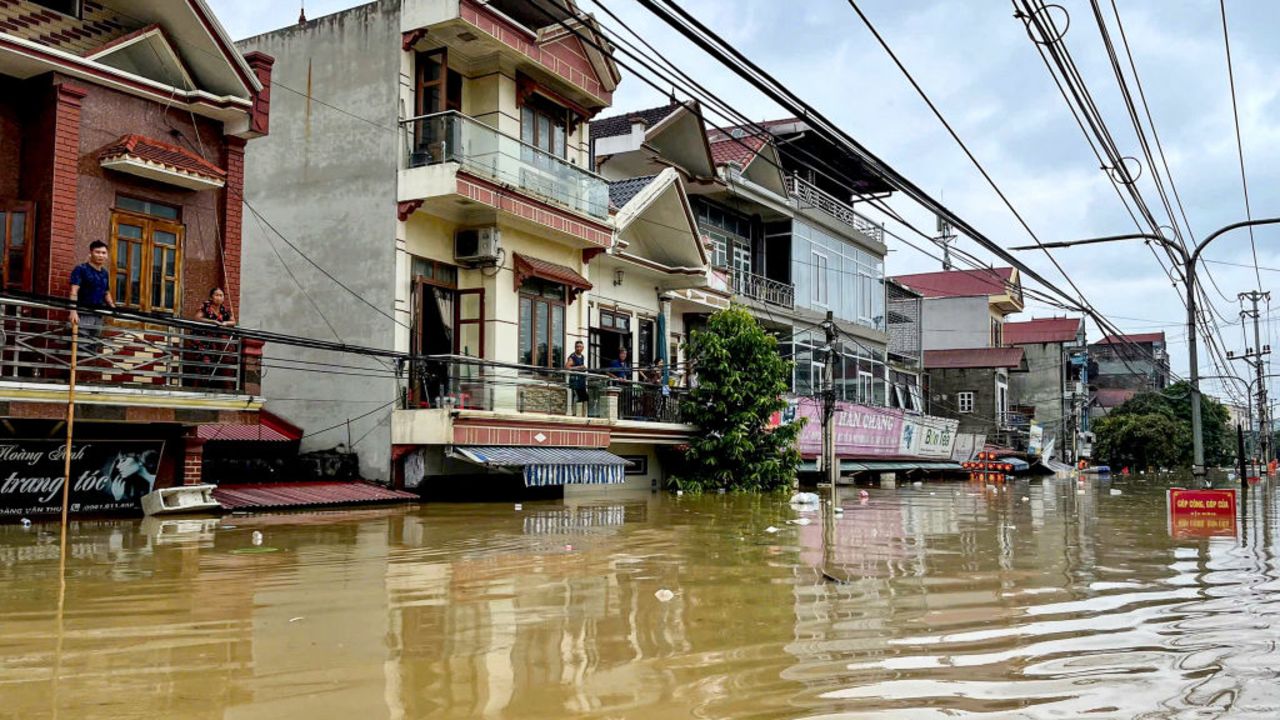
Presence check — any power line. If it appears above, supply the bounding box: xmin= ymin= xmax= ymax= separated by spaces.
xmin=1217 ymin=0 xmax=1264 ymax=292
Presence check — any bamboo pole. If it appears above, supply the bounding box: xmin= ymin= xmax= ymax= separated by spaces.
xmin=52 ymin=317 xmax=79 ymax=719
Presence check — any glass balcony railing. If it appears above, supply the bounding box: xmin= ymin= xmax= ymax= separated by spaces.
xmin=400 ymin=111 xmax=609 ymax=221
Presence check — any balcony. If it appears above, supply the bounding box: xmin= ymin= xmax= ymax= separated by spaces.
xmin=786 ymin=175 xmax=885 ymax=244
xmin=400 ymin=111 xmax=609 ymax=221
xmin=730 ymin=268 xmax=795 ymax=309
xmin=401 ymin=355 xmax=684 ymax=425
xmin=0 ymin=300 xmax=260 ymax=404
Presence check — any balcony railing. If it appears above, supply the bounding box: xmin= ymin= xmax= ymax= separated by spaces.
xmin=403 ymin=355 xmax=685 ymax=424
xmin=0 ymin=302 xmax=247 ymax=393
xmin=786 ymin=175 xmax=885 ymax=243
xmin=731 ymin=268 xmax=795 ymax=309
xmin=400 ymin=111 xmax=610 ymax=221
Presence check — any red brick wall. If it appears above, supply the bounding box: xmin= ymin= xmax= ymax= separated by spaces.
xmin=47 ymin=81 xmax=86 ymax=301
xmin=0 ymin=77 xmax=21 ymax=199
xmin=222 ymin=136 xmax=245 ymax=310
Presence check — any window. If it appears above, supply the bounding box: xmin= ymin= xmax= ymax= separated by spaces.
xmin=415 ymin=48 xmax=461 ymax=116
xmin=991 ymin=318 xmax=1003 ymax=347
xmin=32 ymin=0 xmax=80 ymax=17
xmin=110 ymin=199 xmax=183 ymax=314
xmin=519 ymin=278 xmax=565 ymax=369
xmin=731 ymin=242 xmax=752 ymax=292
xmin=957 ymin=391 xmax=975 ymax=414
xmin=638 ymin=318 xmax=655 ymax=366
xmin=811 ymin=251 xmax=829 ymax=305
xmin=521 ymin=94 xmax=568 ymax=158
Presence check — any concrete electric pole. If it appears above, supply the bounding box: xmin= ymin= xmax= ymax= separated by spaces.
xmin=822 ymin=311 xmax=839 ymax=489
xmin=1236 ymin=291 xmax=1271 ymax=465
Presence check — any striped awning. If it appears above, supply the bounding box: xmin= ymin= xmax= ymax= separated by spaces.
xmin=452 ymin=446 xmax=630 ymax=487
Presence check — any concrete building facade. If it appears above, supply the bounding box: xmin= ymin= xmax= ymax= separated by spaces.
xmin=1004 ymin=317 xmax=1086 ymax=460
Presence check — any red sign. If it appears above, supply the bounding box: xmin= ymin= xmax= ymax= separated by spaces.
xmin=1167 ymin=488 xmax=1237 ymax=538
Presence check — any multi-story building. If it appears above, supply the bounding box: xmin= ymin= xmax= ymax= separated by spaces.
xmin=893 ymin=267 xmax=1026 ymax=439
xmin=1004 ymin=316 xmax=1086 ymax=460
xmin=0 ymin=0 xmax=272 ymax=514
xmin=239 ymin=0 xmax=709 ymax=495
xmin=1089 ymin=331 xmax=1169 ymax=391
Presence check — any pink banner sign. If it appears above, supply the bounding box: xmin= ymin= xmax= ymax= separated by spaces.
xmin=789 ymin=398 xmax=904 ymax=458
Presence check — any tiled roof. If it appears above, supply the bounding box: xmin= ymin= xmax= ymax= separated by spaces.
xmin=98 ymin=134 xmax=226 ymax=181
xmin=707 ymin=133 xmax=769 ymax=169
xmin=590 ymin=103 xmax=680 ymax=140
xmin=892 ymin=267 xmax=1015 ymax=298
xmin=924 ymin=347 xmax=1025 ymax=369
xmin=513 ymin=253 xmax=592 ymax=291
xmin=197 ymin=424 xmax=294 ymax=442
xmin=213 ymin=481 xmax=418 ymax=511
xmin=0 ymin=0 xmax=139 ymax=56
xmin=1004 ymin=317 xmax=1082 ymax=345
xmin=1095 ymin=332 xmax=1165 ymax=345
xmin=608 ymin=175 xmax=655 ymax=209
xmin=1094 ymin=388 xmax=1138 ymax=408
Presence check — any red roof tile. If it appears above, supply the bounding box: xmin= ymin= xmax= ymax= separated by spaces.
xmin=1004 ymin=317 xmax=1082 ymax=345
xmin=707 ymin=133 xmax=768 ymax=169
xmin=213 ymin=481 xmax=418 ymax=511
xmin=1095 ymin=332 xmax=1165 ymax=345
xmin=924 ymin=347 xmax=1025 ymax=369
xmin=197 ymin=424 xmax=293 ymax=442
xmin=513 ymin=253 xmax=592 ymax=292
xmin=891 ymin=267 xmax=1015 ymax=298
xmin=98 ymin=134 xmax=226 ymax=182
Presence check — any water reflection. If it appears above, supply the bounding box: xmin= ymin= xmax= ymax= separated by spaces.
xmin=0 ymin=479 xmax=1277 ymax=718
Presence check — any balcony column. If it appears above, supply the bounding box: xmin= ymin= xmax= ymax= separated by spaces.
xmin=242 ymin=338 xmax=265 ymax=395
xmin=605 ymin=386 xmax=621 ymax=421
xmin=183 ymin=431 xmax=207 ymax=486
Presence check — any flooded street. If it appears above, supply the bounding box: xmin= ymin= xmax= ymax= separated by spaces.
xmin=2 ymin=477 xmax=1279 ymax=719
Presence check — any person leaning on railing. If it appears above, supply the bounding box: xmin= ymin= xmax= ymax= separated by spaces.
xmin=68 ymin=240 xmax=115 ymax=347
xmin=192 ymin=287 xmax=236 ymax=389
xmin=565 ymin=340 xmax=589 ymax=415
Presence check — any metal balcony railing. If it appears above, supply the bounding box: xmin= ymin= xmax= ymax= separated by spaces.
xmin=732 ymin=268 xmax=795 ymax=309
xmin=0 ymin=302 xmax=245 ymax=393
xmin=403 ymin=355 xmax=685 ymax=424
xmin=786 ymin=175 xmax=885 ymax=243
xmin=400 ymin=111 xmax=610 ymax=221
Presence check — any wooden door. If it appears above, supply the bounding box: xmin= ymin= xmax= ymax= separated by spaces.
xmin=0 ymin=201 xmax=34 ymax=293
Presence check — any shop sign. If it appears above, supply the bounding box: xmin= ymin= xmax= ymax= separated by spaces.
xmin=1167 ymin=488 xmax=1237 ymax=538
xmin=899 ymin=414 xmax=959 ymax=459
xmin=788 ymin=398 xmax=904 ymax=457
xmin=0 ymin=440 xmax=165 ymax=516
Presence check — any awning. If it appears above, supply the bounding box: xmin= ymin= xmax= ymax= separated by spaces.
xmin=197 ymin=424 xmax=292 ymax=442
xmin=213 ymin=481 xmax=418 ymax=510
xmin=513 ymin=253 xmax=592 ymax=303
xmin=452 ymin=446 xmax=629 ymax=487
xmin=98 ymin=134 xmax=227 ymax=190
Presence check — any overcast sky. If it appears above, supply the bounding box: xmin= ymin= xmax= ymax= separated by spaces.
xmin=209 ymin=0 xmax=1280 ymax=404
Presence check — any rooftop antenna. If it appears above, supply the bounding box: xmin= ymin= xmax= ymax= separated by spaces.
xmin=298 ymin=1 xmax=307 ymax=25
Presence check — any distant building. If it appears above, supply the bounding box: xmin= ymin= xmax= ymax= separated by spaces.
xmin=1089 ymin=332 xmax=1169 ymax=391
xmin=923 ymin=348 xmax=1026 ymax=437
xmin=1004 ymin=317 xmax=1086 ymax=460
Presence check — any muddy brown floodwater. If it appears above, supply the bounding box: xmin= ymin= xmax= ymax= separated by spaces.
xmin=1 ymin=476 xmax=1278 ymax=719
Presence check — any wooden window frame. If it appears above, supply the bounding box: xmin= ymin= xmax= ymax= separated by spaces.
xmin=0 ymin=200 xmax=35 ymax=293
xmin=519 ymin=283 xmax=566 ymax=369
xmin=520 ymin=93 xmax=570 ymax=159
xmin=109 ymin=209 xmax=184 ymax=315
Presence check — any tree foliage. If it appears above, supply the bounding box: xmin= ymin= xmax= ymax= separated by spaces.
xmin=676 ymin=306 xmax=801 ymax=493
xmin=1094 ymin=381 xmax=1232 ymax=468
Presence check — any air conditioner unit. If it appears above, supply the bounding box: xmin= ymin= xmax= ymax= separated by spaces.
xmin=454 ymin=226 xmax=500 ymax=265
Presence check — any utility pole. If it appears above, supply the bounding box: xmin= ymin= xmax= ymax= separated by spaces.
xmin=1236 ymin=291 xmax=1271 ymax=467
xmin=822 ymin=311 xmax=838 ymax=490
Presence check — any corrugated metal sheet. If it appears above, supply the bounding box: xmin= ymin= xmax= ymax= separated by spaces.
xmin=198 ymin=424 xmax=293 ymax=442
xmin=214 ymin=482 xmax=418 ymax=510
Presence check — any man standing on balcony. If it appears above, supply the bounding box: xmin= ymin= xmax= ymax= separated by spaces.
xmin=69 ymin=240 xmax=116 ymax=342
xmin=566 ymin=340 xmax=589 ymax=416
xmin=608 ymin=347 xmax=632 ymax=382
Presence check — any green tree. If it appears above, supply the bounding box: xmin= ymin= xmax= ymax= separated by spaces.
xmin=676 ymin=305 xmax=801 ymax=492
xmin=1093 ymin=412 xmax=1189 ymax=469
xmin=1097 ymin=381 xmax=1233 ymax=467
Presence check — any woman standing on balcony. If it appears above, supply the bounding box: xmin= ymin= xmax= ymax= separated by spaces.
xmin=193 ymin=288 xmax=236 ymax=388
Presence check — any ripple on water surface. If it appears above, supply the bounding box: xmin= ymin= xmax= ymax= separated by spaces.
xmin=0 ymin=479 xmax=1278 ymax=718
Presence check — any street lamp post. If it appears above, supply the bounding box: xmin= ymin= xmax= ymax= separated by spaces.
xmin=1013 ymin=217 xmax=1280 ymax=480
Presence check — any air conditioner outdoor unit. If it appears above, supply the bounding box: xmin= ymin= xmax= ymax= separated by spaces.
xmin=454 ymin=226 xmax=500 ymax=265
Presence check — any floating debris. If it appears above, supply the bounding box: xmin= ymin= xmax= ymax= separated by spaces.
xmin=1110 ymin=489 xmax=1123 ymax=496
xmin=514 ymin=503 xmax=522 ymax=511
xmin=289 ymin=617 xmax=304 ymax=623
xmin=654 ymin=588 xmax=675 ymax=602
xmin=764 ymin=526 xmax=780 ymax=534
xmin=789 ymin=492 xmax=820 ymax=506
xmin=251 ymin=531 xmax=263 ymax=546
xmin=788 ymin=518 xmax=812 ymax=526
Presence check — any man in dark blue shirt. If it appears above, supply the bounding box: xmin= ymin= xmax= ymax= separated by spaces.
xmin=607 ymin=347 xmax=632 ymax=381
xmin=69 ymin=240 xmax=115 ymax=339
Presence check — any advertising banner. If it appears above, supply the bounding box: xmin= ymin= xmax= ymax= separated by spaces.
xmin=898 ymin=414 xmax=959 ymax=460
xmin=789 ymin=398 xmax=904 ymax=458
xmin=1028 ymin=423 xmax=1044 ymax=456
xmin=0 ymin=440 xmax=165 ymax=516
xmin=951 ymin=433 xmax=986 ymax=462
xmin=1167 ymin=488 xmax=1237 ymax=538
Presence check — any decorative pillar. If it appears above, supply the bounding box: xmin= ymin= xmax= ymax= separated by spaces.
xmin=241 ymin=337 xmax=265 ymax=395
xmin=605 ymin=386 xmax=621 ymax=421
xmin=47 ymin=81 xmax=87 ymax=299
xmin=183 ymin=432 xmax=207 ymax=486
xmin=222 ymin=136 xmax=246 ymax=310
